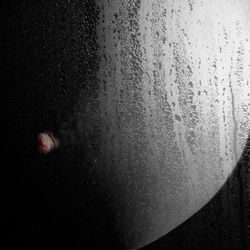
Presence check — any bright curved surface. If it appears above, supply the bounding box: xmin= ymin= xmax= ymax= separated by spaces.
xmin=58 ymin=1 xmax=250 ymax=249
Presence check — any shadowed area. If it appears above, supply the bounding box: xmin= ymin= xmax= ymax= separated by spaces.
xmin=5 ymin=1 xmax=121 ymax=249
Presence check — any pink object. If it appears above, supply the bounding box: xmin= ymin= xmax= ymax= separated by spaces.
xmin=38 ymin=132 xmax=59 ymax=153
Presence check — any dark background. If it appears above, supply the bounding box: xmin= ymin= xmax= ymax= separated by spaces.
xmin=4 ymin=1 xmax=249 ymax=249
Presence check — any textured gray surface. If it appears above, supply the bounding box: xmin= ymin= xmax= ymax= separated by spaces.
xmin=93 ymin=1 xmax=250 ymax=248
xmin=5 ymin=0 xmax=250 ymax=249
xmin=142 ymin=137 xmax=249 ymax=250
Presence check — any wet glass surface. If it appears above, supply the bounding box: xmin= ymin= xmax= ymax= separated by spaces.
xmin=5 ymin=1 xmax=250 ymax=249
